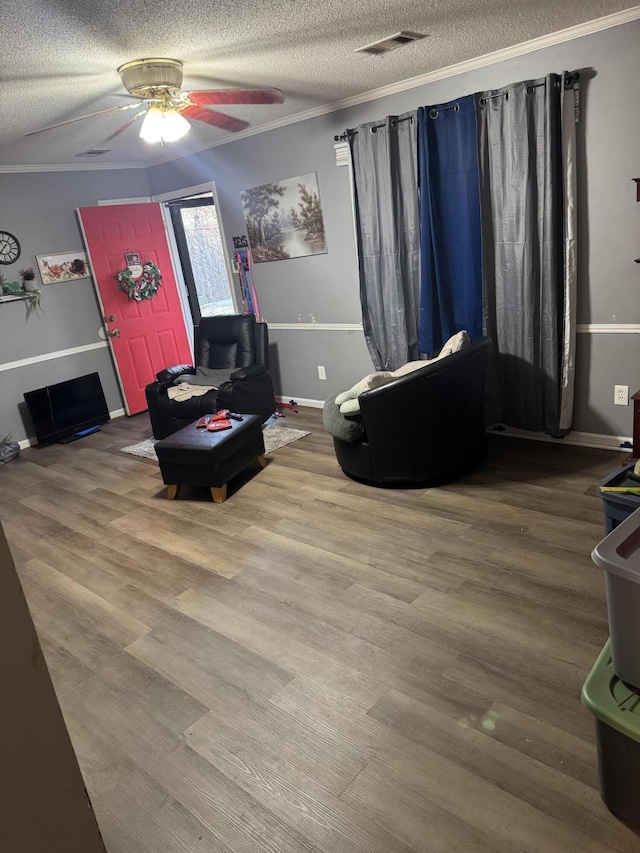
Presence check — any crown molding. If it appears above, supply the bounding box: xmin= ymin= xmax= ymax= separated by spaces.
xmin=2 ymin=7 xmax=638 ymax=174
xmin=146 ymin=6 xmax=640 ymax=168
xmin=0 ymin=161 xmax=147 ymax=174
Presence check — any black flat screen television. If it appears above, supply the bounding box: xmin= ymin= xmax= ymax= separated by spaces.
xmin=24 ymin=372 xmax=110 ymax=446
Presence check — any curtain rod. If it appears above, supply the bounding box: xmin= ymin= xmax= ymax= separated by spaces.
xmin=335 ymin=71 xmax=581 ymax=139
xmin=334 ymin=114 xmax=413 ymax=142
xmin=479 ymin=72 xmax=580 ymax=105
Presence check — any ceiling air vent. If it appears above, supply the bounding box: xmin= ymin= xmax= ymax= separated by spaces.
xmin=75 ymin=149 xmax=111 ymax=157
xmin=355 ymin=31 xmax=427 ymax=56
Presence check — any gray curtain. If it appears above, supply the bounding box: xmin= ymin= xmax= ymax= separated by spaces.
xmin=350 ymin=112 xmax=420 ymax=371
xmin=558 ymin=77 xmax=578 ymax=432
xmin=476 ymin=75 xmax=570 ymax=435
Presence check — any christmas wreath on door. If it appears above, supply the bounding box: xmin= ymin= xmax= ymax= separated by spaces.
xmin=115 ymin=259 xmax=162 ymax=301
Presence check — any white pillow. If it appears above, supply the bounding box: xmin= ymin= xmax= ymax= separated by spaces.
xmin=335 ymin=372 xmax=393 ymax=406
xmin=336 ymin=330 xmax=471 ymax=414
xmin=392 ymin=360 xmax=431 ymax=378
xmin=338 ymin=397 xmax=363 ymax=415
xmin=336 ymin=365 xmax=425 ymax=413
xmin=436 ymin=330 xmax=470 ymax=359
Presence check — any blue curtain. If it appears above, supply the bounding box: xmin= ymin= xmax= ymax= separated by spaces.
xmin=417 ymin=96 xmax=482 ymax=354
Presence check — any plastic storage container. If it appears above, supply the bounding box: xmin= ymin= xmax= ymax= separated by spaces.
xmin=592 ymin=506 xmax=640 ymax=686
xmin=582 ymin=640 xmax=640 ymax=825
xmin=597 ymin=462 xmax=640 ymax=533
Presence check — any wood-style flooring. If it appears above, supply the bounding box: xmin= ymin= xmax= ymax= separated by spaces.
xmin=1 ymin=407 xmax=638 ymax=853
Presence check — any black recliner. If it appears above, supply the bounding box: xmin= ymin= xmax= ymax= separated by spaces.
xmin=145 ymin=314 xmax=275 ymax=439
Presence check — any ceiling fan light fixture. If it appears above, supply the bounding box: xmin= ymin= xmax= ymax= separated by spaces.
xmin=139 ymin=105 xmax=164 ymax=142
xmin=160 ymin=109 xmax=190 ymax=142
xmin=139 ymin=105 xmax=190 ymax=143
xmin=118 ymin=58 xmax=184 ymax=97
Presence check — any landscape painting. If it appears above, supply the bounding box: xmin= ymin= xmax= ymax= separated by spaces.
xmin=241 ymin=172 xmax=327 ymax=263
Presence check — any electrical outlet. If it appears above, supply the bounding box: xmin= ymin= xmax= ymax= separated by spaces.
xmin=614 ymin=384 xmax=629 ymax=406
xmin=317 ymin=365 xmax=326 ymax=380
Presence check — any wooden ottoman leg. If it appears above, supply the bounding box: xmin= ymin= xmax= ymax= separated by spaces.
xmin=210 ymin=484 xmax=227 ymax=504
xmin=166 ymin=484 xmax=179 ymax=500
xmin=254 ymin=455 xmax=267 ymax=469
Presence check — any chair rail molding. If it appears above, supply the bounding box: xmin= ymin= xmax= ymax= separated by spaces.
xmin=269 ymin=323 xmax=640 ymax=333
xmin=0 ymin=341 xmax=108 ymax=373
xmin=576 ymin=324 xmax=640 ymax=333
xmin=267 ymin=323 xmax=363 ymax=331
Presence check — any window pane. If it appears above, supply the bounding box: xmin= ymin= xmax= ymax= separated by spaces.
xmin=179 ymin=204 xmax=234 ymax=316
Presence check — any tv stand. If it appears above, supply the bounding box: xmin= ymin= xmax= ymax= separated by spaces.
xmin=59 ymin=425 xmax=102 ymax=444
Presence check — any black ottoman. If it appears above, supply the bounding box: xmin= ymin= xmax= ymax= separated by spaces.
xmin=155 ymin=414 xmax=266 ymax=503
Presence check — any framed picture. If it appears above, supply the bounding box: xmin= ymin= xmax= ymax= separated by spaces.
xmin=36 ymin=251 xmax=91 ymax=284
xmin=241 ymin=172 xmax=327 ymax=263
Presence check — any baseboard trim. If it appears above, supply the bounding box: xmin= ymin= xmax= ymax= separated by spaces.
xmin=490 ymin=426 xmax=631 ymax=453
xmin=16 ymin=408 xmax=126 ymax=450
xmin=276 ymin=395 xmax=324 ymax=409
xmin=275 ymin=397 xmax=631 ymax=452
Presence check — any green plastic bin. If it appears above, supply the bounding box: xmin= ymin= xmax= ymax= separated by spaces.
xmin=597 ymin=463 xmax=640 ymax=534
xmin=582 ymin=639 xmax=640 ymax=825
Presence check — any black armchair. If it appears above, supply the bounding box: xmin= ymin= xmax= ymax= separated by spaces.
xmin=145 ymin=314 xmax=275 ymax=439
xmin=323 ymin=337 xmax=491 ymax=485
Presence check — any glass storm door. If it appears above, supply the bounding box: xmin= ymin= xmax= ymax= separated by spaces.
xmin=166 ymin=195 xmax=235 ymax=324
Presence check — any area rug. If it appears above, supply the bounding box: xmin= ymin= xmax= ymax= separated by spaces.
xmin=121 ymin=424 xmax=310 ymax=462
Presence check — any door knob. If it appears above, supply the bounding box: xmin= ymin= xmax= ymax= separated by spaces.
xmin=106 ymin=328 xmax=121 ymax=338
xmin=104 ymin=313 xmax=116 ymax=322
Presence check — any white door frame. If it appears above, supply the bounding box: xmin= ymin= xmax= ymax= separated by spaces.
xmin=152 ymin=181 xmax=239 ymax=346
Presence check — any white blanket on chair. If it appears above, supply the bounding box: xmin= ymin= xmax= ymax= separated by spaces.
xmin=167 ymin=382 xmax=217 ymax=402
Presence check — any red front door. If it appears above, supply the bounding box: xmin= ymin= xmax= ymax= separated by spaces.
xmin=78 ymin=203 xmax=192 ymax=415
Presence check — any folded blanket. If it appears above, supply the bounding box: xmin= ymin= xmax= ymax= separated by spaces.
xmin=334 ymin=330 xmax=471 ymax=414
xmin=167 ymin=382 xmax=217 ymax=402
xmin=174 ymin=366 xmax=234 ymax=387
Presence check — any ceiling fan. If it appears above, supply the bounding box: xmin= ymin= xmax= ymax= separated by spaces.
xmin=25 ymin=58 xmax=284 ymax=144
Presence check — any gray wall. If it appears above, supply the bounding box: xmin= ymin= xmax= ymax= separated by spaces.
xmin=148 ymin=123 xmax=376 ymax=403
xmin=1 ymin=21 xmax=638 ymax=444
xmin=0 ymin=169 xmax=151 ymax=443
xmin=147 ymin=19 xmax=640 ymax=439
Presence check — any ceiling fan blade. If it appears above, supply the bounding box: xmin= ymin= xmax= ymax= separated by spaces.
xmin=97 ymin=111 xmax=146 ymax=143
xmin=186 ymin=88 xmax=284 ymax=106
xmin=179 ymin=104 xmax=249 ymax=133
xmin=25 ymin=104 xmax=140 ymax=137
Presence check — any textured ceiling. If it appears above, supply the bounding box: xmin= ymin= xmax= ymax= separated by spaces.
xmin=0 ymin=0 xmax=635 ymax=168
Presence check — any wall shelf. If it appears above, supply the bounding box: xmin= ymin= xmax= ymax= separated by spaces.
xmin=0 ymin=292 xmax=40 ymax=304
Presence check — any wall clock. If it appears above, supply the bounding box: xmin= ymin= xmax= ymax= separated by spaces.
xmin=0 ymin=231 xmax=21 ymax=264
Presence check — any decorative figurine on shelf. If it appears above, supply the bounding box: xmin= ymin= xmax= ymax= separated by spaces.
xmin=19 ymin=267 xmax=37 ymax=292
